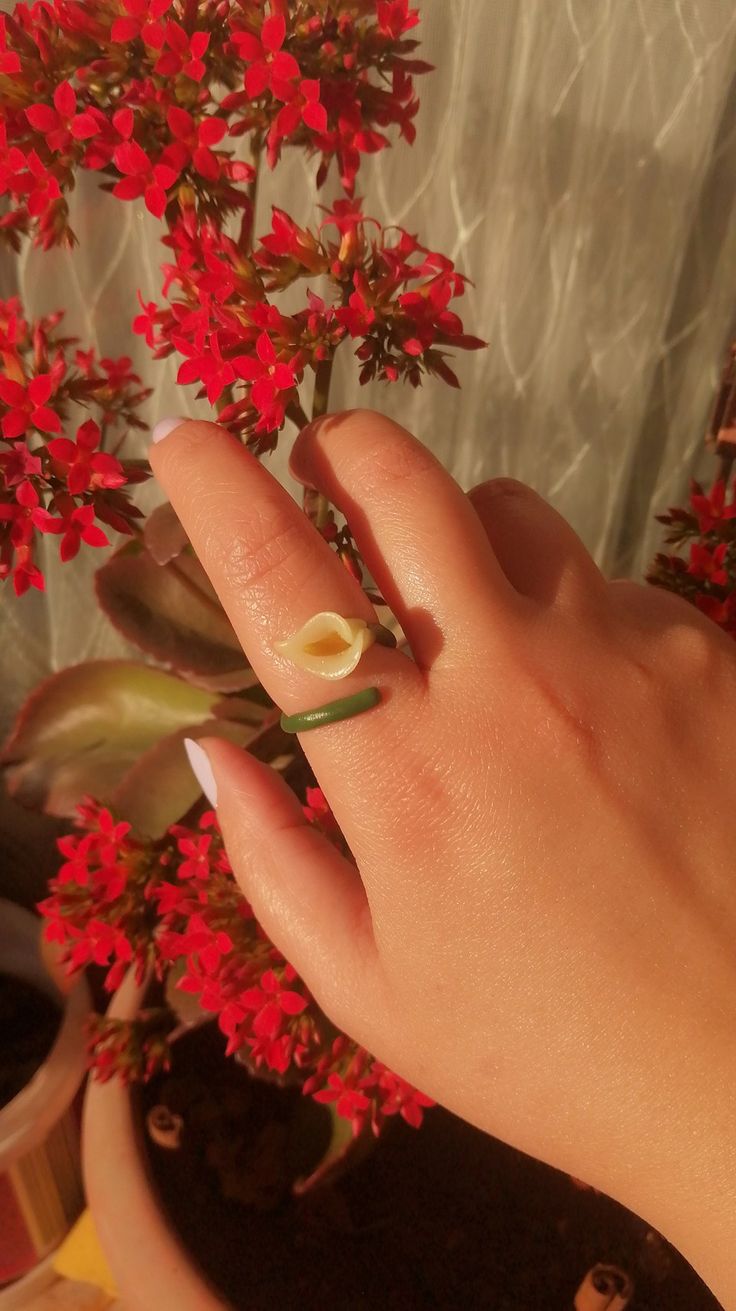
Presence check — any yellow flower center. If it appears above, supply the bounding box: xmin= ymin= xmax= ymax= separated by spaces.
xmin=304 ymin=634 xmax=351 ymax=656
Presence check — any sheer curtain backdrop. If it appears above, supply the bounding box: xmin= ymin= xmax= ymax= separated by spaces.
xmin=1 ymin=0 xmax=735 ymax=723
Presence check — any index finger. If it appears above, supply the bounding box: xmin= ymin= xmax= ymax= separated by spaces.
xmin=149 ymin=417 xmax=425 ymax=833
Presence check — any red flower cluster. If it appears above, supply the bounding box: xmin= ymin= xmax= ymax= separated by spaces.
xmin=136 ymin=201 xmax=483 ymax=451
xmin=0 ymin=1 xmax=427 ymax=247
xmin=85 ymin=1011 xmax=175 ymax=1085
xmin=648 ymin=477 xmax=736 ymax=635
xmin=0 ymin=298 xmax=148 ymax=594
xmin=304 ymin=1036 xmax=434 ymax=1137
xmin=39 ymin=802 xmax=151 ymax=991
xmin=40 ymin=796 xmax=433 ymax=1134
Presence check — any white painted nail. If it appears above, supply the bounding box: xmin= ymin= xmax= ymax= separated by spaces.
xmin=184 ymin=738 xmax=218 ymax=808
xmin=151 ymin=416 xmax=188 ymax=444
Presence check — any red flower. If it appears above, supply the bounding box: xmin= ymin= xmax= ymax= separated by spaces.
xmin=266 ymin=79 xmax=327 ymax=165
xmin=47 ymin=419 xmax=126 ymax=495
xmin=175 ymin=832 xmax=213 ymax=882
xmin=234 ymin=331 xmax=299 ymax=432
xmin=81 ymin=106 xmax=135 ymax=172
xmin=174 ymin=912 xmax=233 ymax=974
xmin=175 ymin=328 xmax=236 ymax=405
xmin=151 ymin=881 xmax=186 ymax=915
xmin=0 ymin=538 xmax=44 ymax=596
xmin=165 ymin=108 xmax=226 ymax=183
xmin=112 ymin=140 xmax=180 ymax=219
xmin=74 ymin=349 xmax=96 ymax=377
xmin=688 ymin=541 xmax=729 ymax=586
xmin=3 ymin=149 xmax=62 ymax=220
xmin=0 ymin=442 xmax=42 ymax=487
xmin=313 ymin=1072 xmax=371 ymax=1127
xmin=0 ymin=15 xmax=20 ymax=74
xmin=373 ymin=1065 xmax=434 ymax=1128
xmin=302 ymin=786 xmax=340 ymax=834
xmin=690 ymin=479 xmax=736 ymax=533
xmin=111 ymin=0 xmax=173 ymax=45
xmin=0 ymin=482 xmax=51 ymax=593
xmin=133 ymin=293 xmax=163 ymax=349
xmin=237 ymin=967 xmax=308 ymax=1039
xmin=154 ymin=22 xmax=210 ymax=82
xmin=42 ymin=504 xmax=110 ymax=562
xmin=695 ymin=591 xmax=736 ymax=629
xmin=376 ymin=0 xmax=420 ymax=38
xmin=232 ymin=14 xmax=300 ymax=98
xmin=337 ymin=278 xmax=376 ymax=338
xmin=56 ymin=810 xmax=130 ymax=902
xmin=25 ymin=83 xmax=100 ymax=152
xmin=0 ymin=373 xmax=60 ymax=440
xmin=68 ymin=919 xmax=134 ymax=990
xmin=99 ymin=355 xmax=140 ymax=391
xmin=256 ymin=207 xmax=326 ymax=275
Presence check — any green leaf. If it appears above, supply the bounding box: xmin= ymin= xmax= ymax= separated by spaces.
xmin=1 ymin=660 xmax=220 ymax=816
xmin=143 ymin=501 xmax=189 ymax=565
xmin=95 ymin=542 xmax=251 ymax=688
xmin=292 ymin=1102 xmax=374 ymax=1195
xmin=110 ymin=716 xmax=270 ymax=837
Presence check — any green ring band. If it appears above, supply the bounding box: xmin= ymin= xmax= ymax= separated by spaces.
xmin=280 ymin=686 xmax=381 ymax=734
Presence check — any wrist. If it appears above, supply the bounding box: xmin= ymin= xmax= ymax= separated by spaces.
xmin=612 ymin=1019 xmax=736 ymax=1309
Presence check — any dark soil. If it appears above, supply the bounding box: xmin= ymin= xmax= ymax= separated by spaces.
xmin=140 ymin=1023 xmax=721 ymax=1310
xmin=0 ymin=971 xmax=61 ymax=1109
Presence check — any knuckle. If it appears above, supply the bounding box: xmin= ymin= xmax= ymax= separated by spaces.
xmin=659 ymin=618 xmax=728 ymax=686
xmin=218 ymin=511 xmax=308 ymax=595
xmin=346 ymin=423 xmax=437 ymax=495
xmin=622 ymin=652 xmax=656 ymax=696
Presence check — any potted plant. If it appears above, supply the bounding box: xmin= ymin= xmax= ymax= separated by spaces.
xmin=0 ymin=899 xmax=91 ymax=1303
xmin=0 ymin=1 xmax=471 ymax=1300
xmin=0 ymin=2 xmax=733 ymax=1305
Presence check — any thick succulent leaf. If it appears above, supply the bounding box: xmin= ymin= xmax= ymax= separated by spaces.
xmin=95 ymin=542 xmax=251 ymax=686
xmin=190 ymin=668 xmax=275 ymax=697
xmin=293 ymin=1102 xmax=374 ymax=1195
xmin=110 ymin=715 xmax=269 ymax=837
xmin=143 ymin=501 xmax=189 ymax=565
xmin=1 ymin=660 xmax=219 ymax=816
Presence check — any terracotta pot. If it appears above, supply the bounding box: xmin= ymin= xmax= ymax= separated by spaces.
xmin=82 ymin=971 xmax=226 ymax=1311
xmin=0 ymin=900 xmax=90 ymax=1302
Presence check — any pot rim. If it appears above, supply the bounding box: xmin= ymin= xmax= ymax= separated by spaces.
xmin=82 ymin=969 xmax=226 ymax=1311
xmin=0 ymin=899 xmax=90 ymax=1168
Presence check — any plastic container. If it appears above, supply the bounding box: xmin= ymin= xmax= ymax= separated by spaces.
xmin=0 ymin=900 xmax=90 ymax=1295
xmin=83 ymin=970 xmax=225 ymax=1311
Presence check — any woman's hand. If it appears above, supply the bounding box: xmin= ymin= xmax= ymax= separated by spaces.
xmin=151 ymin=409 xmax=736 ymax=1306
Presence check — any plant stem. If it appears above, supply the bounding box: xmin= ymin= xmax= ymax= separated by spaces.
xmin=286 ymin=400 xmax=309 ymax=430
xmin=243 ymin=136 xmax=263 ymax=254
xmin=312 ymin=354 xmax=334 ymax=421
xmin=716 ymin=451 xmax=735 ymax=488
xmin=310 ymin=354 xmax=335 ymax=528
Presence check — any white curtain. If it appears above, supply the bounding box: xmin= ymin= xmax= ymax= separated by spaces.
xmin=2 ymin=0 xmax=736 ymax=723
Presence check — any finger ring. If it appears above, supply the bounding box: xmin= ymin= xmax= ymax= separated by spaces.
xmin=275 ymin=611 xmax=396 ymax=680
xmin=280 ymin=687 xmax=381 ymax=734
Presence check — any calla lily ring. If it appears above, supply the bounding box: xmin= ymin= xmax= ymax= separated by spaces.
xmin=275 ymin=610 xmax=397 ymax=733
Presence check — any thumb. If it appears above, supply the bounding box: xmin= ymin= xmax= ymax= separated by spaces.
xmin=185 ymin=737 xmax=380 ymax=1036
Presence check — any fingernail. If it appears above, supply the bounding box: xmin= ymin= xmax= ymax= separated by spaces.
xmin=184 ymin=738 xmax=218 ymax=808
xmin=151 ymin=416 xmax=188 ymax=444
